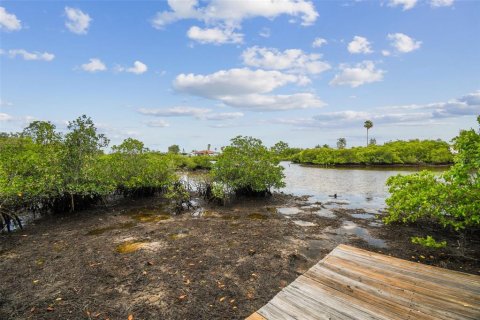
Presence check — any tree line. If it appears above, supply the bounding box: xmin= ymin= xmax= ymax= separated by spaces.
xmin=290 ymin=140 xmax=453 ymax=166
xmin=0 ymin=116 xmax=286 ymax=230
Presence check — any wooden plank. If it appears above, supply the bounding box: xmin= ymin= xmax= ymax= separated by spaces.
xmin=245 ymin=312 xmax=267 ymax=320
xmin=247 ymin=245 xmax=480 ymax=320
xmin=322 ymin=254 xmax=480 ymax=307
xmin=306 ymin=264 xmax=476 ymax=320
xmin=335 ymin=244 xmax=480 ymax=286
xmin=308 ymin=263 xmax=478 ymax=319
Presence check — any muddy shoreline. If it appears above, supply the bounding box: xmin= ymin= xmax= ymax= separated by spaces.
xmin=1 ymin=194 xmax=478 ymax=319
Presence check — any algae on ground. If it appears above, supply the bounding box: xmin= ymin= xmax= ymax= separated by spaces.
xmin=116 ymin=241 xmax=149 ymax=254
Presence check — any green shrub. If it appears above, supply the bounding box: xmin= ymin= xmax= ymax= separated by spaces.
xmin=411 ymin=236 xmax=447 ymax=249
xmin=0 ymin=116 xmax=179 ymax=221
xmin=385 ymin=116 xmax=480 ymax=244
xmin=211 ymin=136 xmax=285 ymax=196
xmin=293 ymin=139 xmax=453 ymax=166
xmin=109 ymin=138 xmax=176 ymax=196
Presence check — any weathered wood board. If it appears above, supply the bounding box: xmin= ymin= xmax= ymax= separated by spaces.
xmin=247 ymin=244 xmax=480 ymax=320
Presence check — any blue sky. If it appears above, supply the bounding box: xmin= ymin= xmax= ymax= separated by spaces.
xmin=1 ymin=0 xmax=479 ymax=151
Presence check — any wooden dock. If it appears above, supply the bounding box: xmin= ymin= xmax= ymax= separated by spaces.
xmin=247 ymin=244 xmax=480 ymax=320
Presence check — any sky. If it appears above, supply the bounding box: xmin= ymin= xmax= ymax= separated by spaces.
xmin=1 ymin=0 xmax=479 ymax=152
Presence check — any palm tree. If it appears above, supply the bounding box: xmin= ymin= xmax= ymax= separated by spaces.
xmin=364 ymin=120 xmax=373 ymax=146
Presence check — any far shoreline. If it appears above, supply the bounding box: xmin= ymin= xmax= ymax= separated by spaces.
xmin=288 ymin=161 xmax=451 ymax=170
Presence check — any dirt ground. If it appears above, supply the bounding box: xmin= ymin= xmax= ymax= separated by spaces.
xmin=1 ymin=194 xmax=479 ymax=320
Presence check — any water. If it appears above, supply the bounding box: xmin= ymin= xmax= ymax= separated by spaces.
xmin=293 ymin=220 xmax=316 ymax=227
xmin=314 ymin=208 xmax=336 ymax=218
xmin=277 ymin=207 xmax=303 ymax=215
xmin=280 ymin=162 xmax=444 ymax=210
xmin=351 ymin=213 xmax=376 ymax=219
xmin=334 ymin=221 xmax=387 ymax=248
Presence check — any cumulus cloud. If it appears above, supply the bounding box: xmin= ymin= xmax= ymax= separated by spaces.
xmin=116 ymin=61 xmax=148 ymax=74
xmin=173 ymin=68 xmax=324 ymax=111
xmin=65 ymin=7 xmax=91 ymax=34
xmin=458 ymin=90 xmax=480 ymax=105
xmin=388 ymin=0 xmax=418 ymax=10
xmin=81 ymin=58 xmax=107 ymax=72
xmin=312 ymin=37 xmax=327 ymax=48
xmin=430 ymin=0 xmax=454 ymax=7
xmin=347 ymin=36 xmax=373 ymax=54
xmin=187 ymin=26 xmax=243 ymax=44
xmin=388 ymin=33 xmax=422 ymax=53
xmin=152 ymin=0 xmax=318 ymax=29
xmin=7 ymin=49 xmax=55 ymax=61
xmin=330 ymin=61 xmax=385 ymax=88
xmin=241 ymin=46 xmax=330 ymax=75
xmin=0 ymin=7 xmax=21 ymax=31
xmin=174 ymin=68 xmax=303 ymax=98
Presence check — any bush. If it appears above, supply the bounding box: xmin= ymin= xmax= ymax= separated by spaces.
xmin=411 ymin=236 xmax=447 ymax=249
xmin=211 ymin=136 xmax=285 ymax=196
xmin=0 ymin=116 xmax=179 ymax=224
xmin=384 ymin=116 xmax=480 ymax=244
xmin=109 ymin=138 xmax=176 ymax=196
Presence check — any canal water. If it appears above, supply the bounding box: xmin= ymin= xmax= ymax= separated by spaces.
xmin=280 ymin=162 xmax=445 ymax=211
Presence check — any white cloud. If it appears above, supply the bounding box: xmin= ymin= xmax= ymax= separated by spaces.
xmin=173 ymin=68 xmax=324 ymax=111
xmin=458 ymin=90 xmax=480 ymax=105
xmin=139 ymin=107 xmax=247 ymax=122
xmin=116 ymin=61 xmax=148 ymax=74
xmin=312 ymin=37 xmax=327 ymax=48
xmin=81 ymin=58 xmax=107 ymax=72
xmin=0 ymin=7 xmax=21 ymax=31
xmin=187 ymin=26 xmax=243 ymax=44
xmin=65 ymin=7 xmax=91 ymax=34
xmin=139 ymin=106 xmax=211 ymax=118
xmin=358 ymin=90 xmax=479 ymax=124
xmin=221 ymin=93 xmax=325 ymax=111
xmin=241 ymin=46 xmax=330 ymax=75
xmin=128 ymin=61 xmax=148 ymax=74
xmin=0 ymin=112 xmax=13 ymax=121
xmin=381 ymin=50 xmax=391 ymax=56
xmin=152 ymin=0 xmax=318 ymax=29
xmin=205 ymin=112 xmax=244 ymax=120
xmin=388 ymin=33 xmax=421 ymax=53
xmin=174 ymin=68 xmax=303 ymax=98
xmin=145 ymin=119 xmax=170 ymax=128
xmin=330 ymin=61 xmax=385 ymax=88
xmin=347 ymin=36 xmax=373 ymax=54
xmin=430 ymin=0 xmax=454 ymax=7
xmin=7 ymin=49 xmax=55 ymax=61
xmin=388 ymin=0 xmax=418 ymax=11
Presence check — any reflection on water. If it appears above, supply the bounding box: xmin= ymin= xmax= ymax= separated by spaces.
xmin=351 ymin=213 xmax=376 ymax=220
xmin=293 ymin=220 xmax=316 ymax=227
xmin=277 ymin=207 xmax=302 ymax=215
xmin=314 ymin=208 xmax=336 ymax=218
xmin=335 ymin=221 xmax=387 ymax=248
xmin=280 ymin=162 xmax=444 ymax=210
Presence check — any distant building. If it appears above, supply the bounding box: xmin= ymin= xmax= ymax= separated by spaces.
xmin=192 ymin=150 xmax=216 ymax=156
